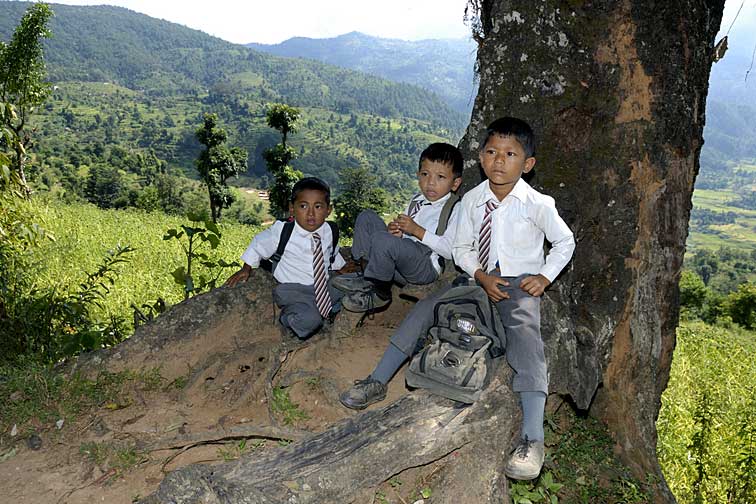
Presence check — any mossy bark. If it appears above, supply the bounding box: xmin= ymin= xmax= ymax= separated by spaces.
xmin=460 ymin=1 xmax=724 ymax=500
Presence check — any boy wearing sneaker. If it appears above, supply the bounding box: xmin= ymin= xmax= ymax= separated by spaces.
xmin=339 ymin=118 xmax=575 ymax=482
xmin=334 ymin=143 xmax=463 ymax=312
xmin=225 ymin=177 xmax=347 ymax=340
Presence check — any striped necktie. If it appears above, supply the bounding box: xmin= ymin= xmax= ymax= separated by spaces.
xmin=478 ymin=199 xmax=499 ymax=272
xmin=311 ymin=233 xmax=332 ymax=318
xmin=407 ymin=196 xmax=427 ymax=218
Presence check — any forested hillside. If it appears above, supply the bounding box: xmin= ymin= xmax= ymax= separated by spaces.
xmin=683 ymin=26 xmax=756 ymax=253
xmin=0 ymin=2 xmax=465 ymax=212
xmin=700 ymin=27 xmax=756 ymax=185
xmin=247 ymin=28 xmax=756 ymax=255
xmin=248 ymin=31 xmax=478 ymax=114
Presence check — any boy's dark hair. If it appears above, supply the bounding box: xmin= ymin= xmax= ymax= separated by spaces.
xmin=419 ymin=142 xmax=464 ymax=179
xmin=290 ymin=176 xmax=331 ymax=204
xmin=483 ymin=117 xmax=536 ymax=158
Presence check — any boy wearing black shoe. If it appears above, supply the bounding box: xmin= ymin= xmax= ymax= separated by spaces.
xmin=333 ymin=143 xmax=463 ymax=312
xmin=340 ymin=118 xmax=575 ymax=482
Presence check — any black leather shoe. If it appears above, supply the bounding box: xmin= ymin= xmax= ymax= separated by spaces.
xmin=339 ymin=376 xmax=387 ymax=410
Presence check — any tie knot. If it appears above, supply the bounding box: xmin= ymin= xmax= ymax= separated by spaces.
xmin=312 ymin=232 xmax=321 ymax=243
xmin=486 ymin=199 xmax=499 ymax=212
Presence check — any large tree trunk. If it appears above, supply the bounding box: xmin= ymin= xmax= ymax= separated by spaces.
xmin=125 ymin=2 xmax=724 ymax=503
xmin=459 ymin=0 xmax=724 ymax=498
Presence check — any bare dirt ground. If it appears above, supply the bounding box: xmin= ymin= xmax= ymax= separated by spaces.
xmin=0 ymin=296 xmax=421 ymax=504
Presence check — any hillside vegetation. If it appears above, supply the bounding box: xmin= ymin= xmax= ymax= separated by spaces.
xmin=248 ymin=31 xmax=479 ymax=114
xmin=0 ymin=2 xmax=463 ymax=209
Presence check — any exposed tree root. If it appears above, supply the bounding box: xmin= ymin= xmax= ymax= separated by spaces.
xmin=144 ymin=423 xmax=310 ymax=453
xmin=141 ymin=371 xmax=519 ymax=504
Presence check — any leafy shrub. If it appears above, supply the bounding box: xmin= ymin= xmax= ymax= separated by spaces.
xmin=724 ymin=282 xmax=756 ymax=329
xmin=333 ymin=165 xmax=390 ymax=237
xmin=1 ymin=241 xmax=135 ymax=363
xmin=163 ymin=213 xmax=239 ymax=299
xmin=658 ymin=322 xmax=756 ymax=502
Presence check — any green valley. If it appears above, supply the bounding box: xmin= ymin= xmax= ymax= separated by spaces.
xmin=0 ymin=2 xmax=465 ymax=215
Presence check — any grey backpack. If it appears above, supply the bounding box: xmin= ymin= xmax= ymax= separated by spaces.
xmin=405 ymin=283 xmax=506 ymax=404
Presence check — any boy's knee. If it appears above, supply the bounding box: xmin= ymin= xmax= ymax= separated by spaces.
xmin=283 ymin=307 xmax=323 ymax=337
xmin=357 ymin=209 xmax=379 ymax=218
xmin=356 ymin=209 xmax=381 ymax=226
xmin=370 ymin=231 xmax=400 ymax=255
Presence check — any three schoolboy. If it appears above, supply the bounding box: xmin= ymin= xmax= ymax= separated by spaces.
xmin=227 ymin=118 xmax=574 ymax=482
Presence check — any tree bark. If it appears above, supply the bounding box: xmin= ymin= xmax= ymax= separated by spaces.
xmin=459 ymin=1 xmax=724 ymax=500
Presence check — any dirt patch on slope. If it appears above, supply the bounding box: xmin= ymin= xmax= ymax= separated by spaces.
xmin=0 ymin=296 xmax=419 ymax=503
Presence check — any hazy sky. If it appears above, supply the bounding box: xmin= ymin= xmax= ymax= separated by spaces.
xmin=18 ymin=0 xmax=756 ymax=46
xmin=50 ymin=0 xmax=473 ymax=44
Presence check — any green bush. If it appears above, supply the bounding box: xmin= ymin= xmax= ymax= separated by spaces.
xmin=658 ymin=321 xmax=756 ymax=503
xmin=333 ymin=165 xmax=390 ymax=237
xmin=1 ymin=196 xmax=259 ymax=364
xmin=725 ymin=282 xmax=756 ymax=329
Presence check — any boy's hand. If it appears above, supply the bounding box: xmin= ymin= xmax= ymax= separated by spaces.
xmin=474 ymin=269 xmax=510 ymax=302
xmin=393 ymin=214 xmax=425 ymax=240
xmin=520 ymin=274 xmax=551 ymax=297
xmin=225 ymin=264 xmax=252 ymax=287
xmin=387 ymin=220 xmax=403 ymax=237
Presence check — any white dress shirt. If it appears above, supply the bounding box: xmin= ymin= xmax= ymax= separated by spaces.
xmin=241 ymin=220 xmax=346 ymax=285
xmin=453 ymin=178 xmax=575 ymax=282
xmin=404 ymin=192 xmax=461 ymax=273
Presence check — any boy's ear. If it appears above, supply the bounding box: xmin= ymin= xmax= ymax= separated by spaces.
xmin=327 ymin=203 xmax=333 ymax=217
xmin=451 ymin=177 xmax=463 ymax=192
xmin=523 ymin=157 xmax=536 ymax=173
xmin=288 ymin=202 xmax=294 ymax=216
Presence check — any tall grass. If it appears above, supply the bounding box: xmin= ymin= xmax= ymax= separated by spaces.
xmin=658 ymin=321 xmax=756 ymax=502
xmin=27 ymin=198 xmax=260 ymax=328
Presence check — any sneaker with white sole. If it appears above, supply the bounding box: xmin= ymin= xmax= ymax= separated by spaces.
xmin=331 ymin=272 xmax=373 ymax=293
xmin=341 ymin=289 xmax=391 ymax=313
xmin=504 ymin=437 xmax=544 ymax=480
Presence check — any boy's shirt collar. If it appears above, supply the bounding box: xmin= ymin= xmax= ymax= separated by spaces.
xmin=291 ymin=219 xmax=329 ymax=237
xmin=415 ymin=191 xmax=452 ymax=207
xmin=477 ymin=178 xmax=529 ymax=207
xmin=428 ymin=191 xmax=452 ymax=207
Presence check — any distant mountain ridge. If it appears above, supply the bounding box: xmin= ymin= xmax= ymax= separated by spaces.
xmin=0 ymin=2 xmax=466 ymax=200
xmin=248 ymin=31 xmax=478 ymax=114
xmin=0 ymin=3 xmax=463 ymax=131
xmin=248 ymin=29 xmax=756 ymax=181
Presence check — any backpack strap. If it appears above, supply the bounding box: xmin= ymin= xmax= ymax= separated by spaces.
xmin=327 ymin=221 xmax=340 ymax=266
xmin=435 ymin=192 xmax=461 ymax=236
xmin=434 ymin=193 xmax=461 ymax=272
xmin=263 ymin=220 xmax=339 ymax=272
xmin=261 ymin=220 xmax=295 ymax=273
xmin=486 ymin=297 xmax=506 ymax=358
